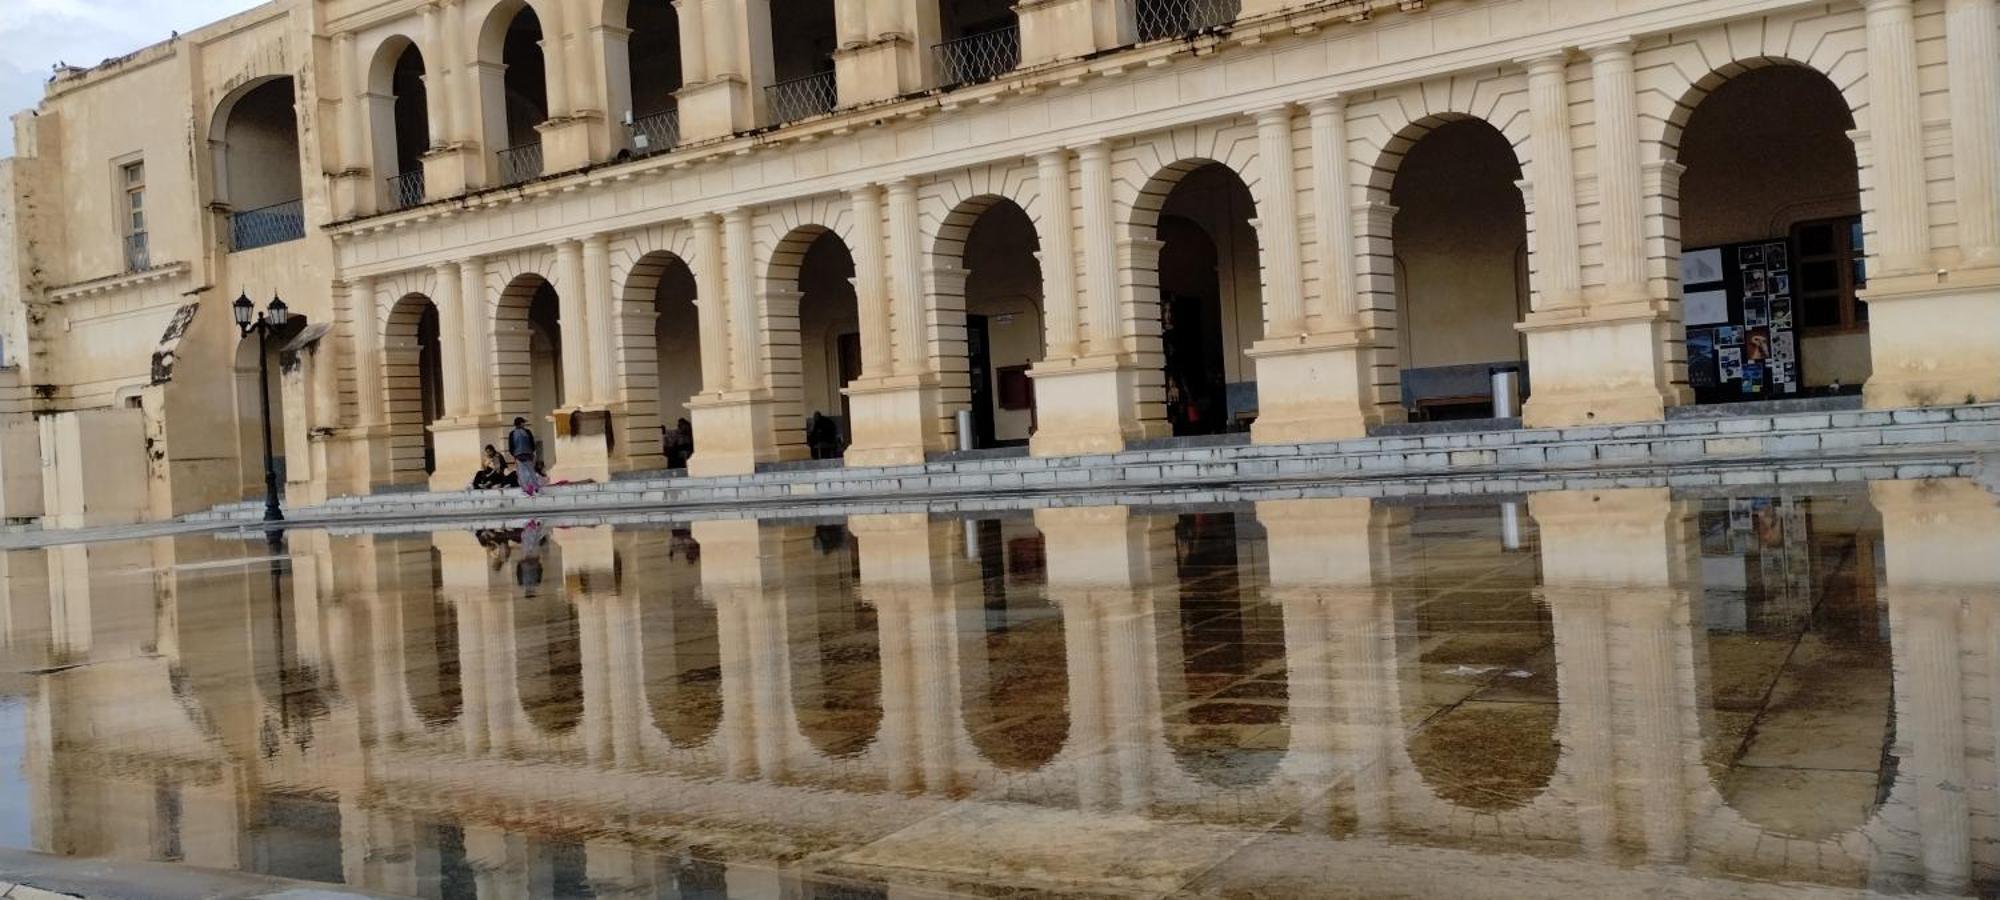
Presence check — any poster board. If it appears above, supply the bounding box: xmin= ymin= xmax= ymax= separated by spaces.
xmin=1682 ymin=239 xmax=1801 ymax=401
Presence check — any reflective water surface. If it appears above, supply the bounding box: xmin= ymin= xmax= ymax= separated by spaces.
xmin=0 ymin=478 xmax=1995 ymax=897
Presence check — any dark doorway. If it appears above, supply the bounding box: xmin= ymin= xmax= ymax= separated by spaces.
xmin=836 ymin=331 xmax=863 ymax=450
xmin=967 ymin=315 xmax=997 ymax=448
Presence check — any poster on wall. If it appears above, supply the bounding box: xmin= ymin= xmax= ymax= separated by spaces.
xmin=1684 ymin=239 xmax=1803 ymax=402
xmin=1683 ymin=248 xmax=1726 ymax=286
xmin=1686 ymin=290 xmax=1730 ymax=325
xmin=1688 ymin=329 xmax=1718 ymax=387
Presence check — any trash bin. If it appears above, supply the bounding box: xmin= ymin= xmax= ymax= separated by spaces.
xmin=956 ymin=409 xmax=977 ymax=452
xmin=1490 ymin=367 xmax=1522 ymax=419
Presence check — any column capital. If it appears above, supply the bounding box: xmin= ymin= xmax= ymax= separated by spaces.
xmin=847 ymin=182 xmax=884 ymax=200
xmin=1516 ymin=49 xmax=1573 ymax=75
xmin=885 ymin=177 xmax=919 ymax=198
xmin=1076 ymin=140 xmax=1113 ymax=161
xmin=582 ymin=232 xmax=611 ymax=252
xmin=1034 ymin=146 xmax=1072 ymax=165
xmin=1581 ymin=37 xmax=1636 ymax=59
xmin=1254 ymin=103 xmax=1296 ymax=125
xmin=1862 ymin=0 xmax=1914 ymax=11
xmin=1304 ymin=94 xmax=1348 ymax=115
xmin=431 ymin=260 xmax=462 ymax=278
xmin=721 ymin=206 xmax=752 ymax=225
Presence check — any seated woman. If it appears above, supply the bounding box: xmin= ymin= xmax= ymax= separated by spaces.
xmin=470 ymin=445 xmax=517 ymax=489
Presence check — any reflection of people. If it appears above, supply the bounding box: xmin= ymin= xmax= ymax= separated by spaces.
xmin=516 ymin=520 xmax=546 ymax=586
xmin=509 ymin=417 xmax=544 ymax=495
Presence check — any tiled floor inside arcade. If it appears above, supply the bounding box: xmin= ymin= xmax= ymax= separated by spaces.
xmin=0 ymin=471 xmax=1984 ymax=897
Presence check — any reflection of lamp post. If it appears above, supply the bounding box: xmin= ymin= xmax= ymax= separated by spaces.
xmin=234 ymin=292 xmax=290 ymax=522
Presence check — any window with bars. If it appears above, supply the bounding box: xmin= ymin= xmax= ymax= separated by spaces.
xmin=1791 ymin=216 xmax=1867 ymax=333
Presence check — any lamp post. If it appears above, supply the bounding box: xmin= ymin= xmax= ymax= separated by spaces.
xmin=234 ymin=292 xmax=290 ymax=522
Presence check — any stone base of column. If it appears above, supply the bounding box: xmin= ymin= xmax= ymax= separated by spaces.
xmin=1518 ymin=304 xmax=1688 ymax=428
xmin=604 ymin=401 xmax=668 ymax=475
xmin=843 ymin=374 xmax=944 ymax=468
xmin=1863 ymin=270 xmax=2000 ymax=408
xmin=330 ymin=168 xmax=377 ymax=219
xmin=677 ymin=77 xmax=755 ymax=143
xmin=1027 ymin=355 xmax=1144 ymax=457
xmin=428 ymin=414 xmax=510 ymax=492
xmin=835 ymin=38 xmax=915 ymax=106
xmin=419 ymin=143 xmax=484 ymax=198
xmin=322 ymin=425 xmax=392 ymax=498
xmin=686 ymin=389 xmax=791 ymax=477
xmin=1016 ymin=0 xmax=1109 ymax=65
xmin=1246 ymin=331 xmax=1397 ymax=445
xmin=548 ymin=407 xmax=616 ymax=483
xmin=537 ymin=115 xmax=602 ymax=175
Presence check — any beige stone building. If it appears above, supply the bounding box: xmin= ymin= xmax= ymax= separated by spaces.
xmin=2 ymin=0 xmax=1997 ymax=525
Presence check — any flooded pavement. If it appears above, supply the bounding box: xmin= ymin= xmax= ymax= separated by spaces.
xmin=0 ymin=477 xmax=1992 ymax=898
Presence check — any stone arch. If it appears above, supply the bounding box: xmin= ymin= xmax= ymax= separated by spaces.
xmin=603 ymin=0 xmax=683 ymax=154
xmin=759 ymin=205 xmax=856 ymax=456
xmin=475 ymin=0 xmax=558 ymax=180
xmin=929 ymin=183 xmax=1046 ymax=448
xmin=609 ymin=226 xmax=701 ymax=470
xmin=1123 ymin=147 xmax=1264 ymax=437
xmin=209 ymin=76 xmax=303 ymax=250
xmin=490 ymin=268 xmax=567 ymax=465
xmin=1641 ymin=38 xmax=1870 ymax=398
xmin=383 ymin=293 xmax=445 ymax=485
xmin=365 ymin=34 xmax=434 ymax=208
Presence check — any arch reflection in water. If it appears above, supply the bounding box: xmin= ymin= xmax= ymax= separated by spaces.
xmin=5 ymin=480 xmax=2000 ymax=896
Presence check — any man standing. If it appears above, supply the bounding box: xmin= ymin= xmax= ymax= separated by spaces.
xmin=508 ymin=416 xmax=544 ymax=495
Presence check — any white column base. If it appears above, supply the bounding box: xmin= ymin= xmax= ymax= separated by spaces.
xmin=428 ymin=414 xmax=509 ymax=492
xmin=1864 ymin=269 xmax=2000 ymax=408
xmin=536 ymin=115 xmax=601 ymax=176
xmin=1246 ymin=331 xmax=1398 ymax=445
xmin=843 ymin=374 xmax=944 ymax=468
xmin=549 ymin=407 xmax=615 ymax=483
xmin=676 ymin=77 xmax=755 ymax=143
xmin=1518 ymin=303 xmax=1688 ymax=428
xmin=686 ymin=390 xmax=794 ymax=477
xmin=419 ymin=143 xmax=484 ymax=198
xmin=1026 ymin=355 xmax=1144 ymax=457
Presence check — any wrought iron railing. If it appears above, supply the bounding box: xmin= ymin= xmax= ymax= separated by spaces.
xmin=123 ymin=232 xmax=151 ymax=272
xmin=766 ymin=70 xmax=837 ymax=125
xmin=935 ymin=26 xmax=1022 ymax=86
xmin=388 ymin=169 xmax=426 ymax=210
xmin=230 ymin=199 xmax=305 ymax=252
xmin=631 ymin=109 xmax=681 ymax=156
xmin=1136 ymin=0 xmax=1241 ymax=41
xmin=499 ymin=141 xmax=544 ymax=185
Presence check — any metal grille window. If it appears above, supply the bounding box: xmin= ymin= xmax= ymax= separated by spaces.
xmin=230 ymin=199 xmax=305 ymax=252
xmin=388 ymin=169 xmax=426 ymax=210
xmin=499 ymin=142 xmax=544 ymax=185
xmin=632 ymin=109 xmax=681 ymax=156
xmin=767 ymin=70 xmax=837 ymax=125
xmin=1136 ymin=0 xmax=1241 ymax=41
xmin=124 ymin=232 xmax=150 ymax=272
xmin=935 ymin=26 xmax=1021 ymax=87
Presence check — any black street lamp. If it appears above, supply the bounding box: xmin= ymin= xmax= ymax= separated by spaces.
xmin=234 ymin=291 xmax=290 ymax=522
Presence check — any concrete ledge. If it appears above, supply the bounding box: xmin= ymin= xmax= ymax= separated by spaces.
xmin=11 ymin=401 xmax=2000 ymax=548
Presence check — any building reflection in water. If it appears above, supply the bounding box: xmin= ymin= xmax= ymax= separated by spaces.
xmin=0 ymin=479 xmax=1996 ymax=896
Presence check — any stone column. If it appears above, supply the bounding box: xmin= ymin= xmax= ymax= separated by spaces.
xmin=421 ymin=0 xmax=485 ymax=198
xmin=1079 ymin=142 xmax=1120 ymax=356
xmin=333 ymin=33 xmax=375 ymax=218
xmin=345 ymin=275 xmax=391 ymax=492
xmin=584 ymin=234 xmax=616 ymax=405
xmin=459 ymin=257 xmax=493 ymax=413
xmin=554 ymin=239 xmax=593 ymax=406
xmin=888 ymin=179 xmax=927 ymax=376
xmin=673 ymin=0 xmax=710 ymax=86
xmin=1589 ymin=40 xmax=1646 ymax=301
xmin=1027 ymin=141 xmax=1143 ymax=457
xmin=1254 ymin=106 xmax=1306 ymax=337
xmin=1016 ymin=0 xmax=1135 ymax=66
xmin=833 ymin=0 xmax=936 ymax=104
xmin=1520 ymin=51 xmax=1582 ymax=309
xmin=687 ymin=207 xmax=784 ymax=476
xmin=677 ymin=0 xmax=767 ymax=140
xmin=693 ymin=213 xmax=731 ymax=394
xmin=421 ymin=5 xmax=450 ymax=145
xmin=1247 ymin=96 xmax=1386 ymax=444
xmin=1516 ymin=41 xmax=1687 ymax=428
xmin=1948 ymin=0 xmax=2000 ymax=268
xmin=1862 ymin=0 xmax=2000 ymax=408
xmin=851 ymin=185 xmax=894 ymax=374
xmin=426 ymin=262 xmax=483 ymax=491
xmin=845 ymin=181 xmax=945 ymax=467
xmin=1864 ymin=0 xmax=1932 ymax=278
xmin=725 ymin=209 xmax=761 ymax=391
xmin=1036 ymin=148 xmax=1081 ymax=360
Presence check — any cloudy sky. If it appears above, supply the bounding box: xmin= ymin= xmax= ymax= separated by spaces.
xmin=0 ymin=0 xmax=260 ymax=156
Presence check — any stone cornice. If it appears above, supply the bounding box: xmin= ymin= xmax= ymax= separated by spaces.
xmin=47 ymin=262 xmax=192 ymax=304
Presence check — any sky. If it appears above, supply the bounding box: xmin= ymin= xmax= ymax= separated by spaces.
xmin=0 ymin=0 xmax=261 ymax=156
